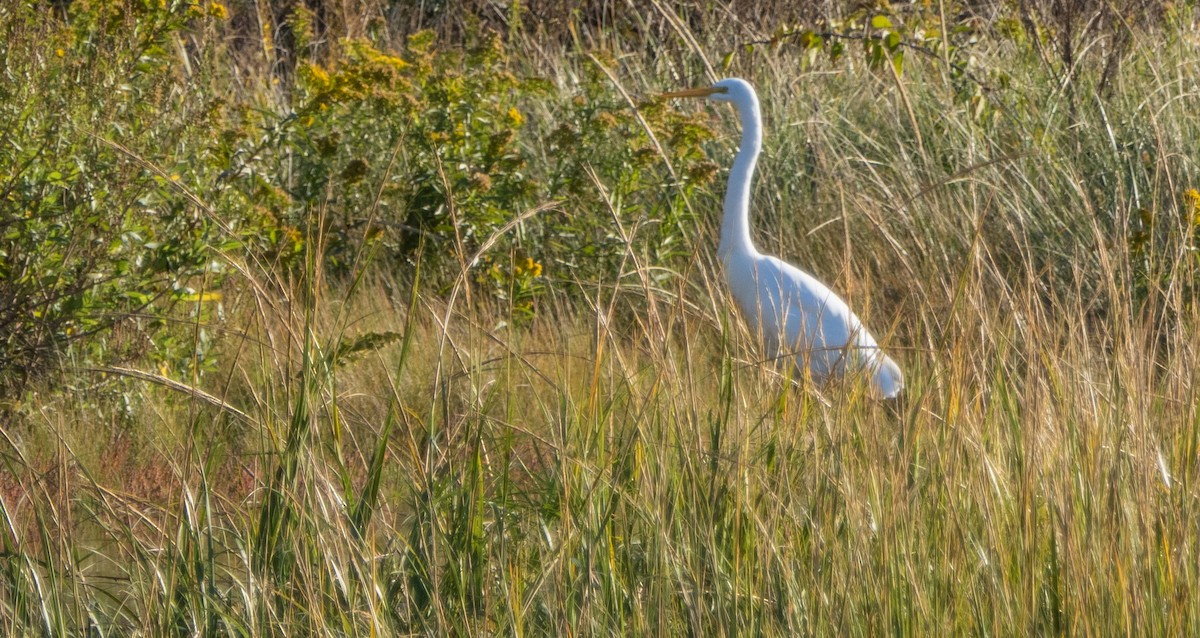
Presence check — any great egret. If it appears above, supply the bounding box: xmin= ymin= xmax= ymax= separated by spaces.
xmin=664 ymin=78 xmax=904 ymax=399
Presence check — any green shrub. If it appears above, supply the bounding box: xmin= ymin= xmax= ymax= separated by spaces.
xmin=219 ymin=28 xmax=717 ymax=317
xmin=0 ymin=1 xmax=228 ymax=390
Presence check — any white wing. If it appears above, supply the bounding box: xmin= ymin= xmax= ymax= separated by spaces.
xmin=725 ymin=253 xmax=903 ymax=397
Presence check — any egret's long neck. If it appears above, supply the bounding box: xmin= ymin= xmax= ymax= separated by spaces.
xmin=719 ymin=96 xmax=762 ymax=261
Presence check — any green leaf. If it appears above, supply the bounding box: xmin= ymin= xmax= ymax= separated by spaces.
xmin=868 ymin=42 xmax=885 ymax=69
xmin=871 ymin=15 xmax=893 ymax=30
xmin=829 ymin=40 xmax=845 ymax=62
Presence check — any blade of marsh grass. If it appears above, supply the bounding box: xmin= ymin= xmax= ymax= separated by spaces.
xmin=85 ymin=367 xmax=254 ymax=426
xmin=351 ymin=251 xmax=423 ymax=537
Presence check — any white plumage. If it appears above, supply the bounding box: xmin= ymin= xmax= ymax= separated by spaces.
xmin=665 ymin=78 xmax=903 ymax=399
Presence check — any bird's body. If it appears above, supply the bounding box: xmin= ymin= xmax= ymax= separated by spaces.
xmin=725 ymin=249 xmax=905 ymax=399
xmin=665 ymin=78 xmax=904 ymax=399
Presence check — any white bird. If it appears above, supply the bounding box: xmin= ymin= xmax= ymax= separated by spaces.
xmin=664 ymin=78 xmax=904 ymax=399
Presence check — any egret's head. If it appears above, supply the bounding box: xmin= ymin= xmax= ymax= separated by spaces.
xmin=708 ymin=78 xmax=755 ymax=104
xmin=661 ymin=77 xmax=755 ymax=105
xmin=667 ymin=77 xmax=748 ymax=99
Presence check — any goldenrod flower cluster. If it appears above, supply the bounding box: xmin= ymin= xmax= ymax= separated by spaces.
xmin=1184 ymin=188 xmax=1200 ymax=225
xmin=514 ymin=256 xmax=543 ymax=278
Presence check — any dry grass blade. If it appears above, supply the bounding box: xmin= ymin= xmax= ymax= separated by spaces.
xmin=86 ymin=366 xmax=254 ymax=425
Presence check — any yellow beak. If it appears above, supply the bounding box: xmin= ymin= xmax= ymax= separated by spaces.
xmin=660 ymin=86 xmax=726 ymax=99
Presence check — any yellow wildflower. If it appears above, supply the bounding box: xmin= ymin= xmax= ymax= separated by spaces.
xmin=207 ymin=2 xmax=228 ymax=19
xmin=1185 ymin=188 xmax=1200 ymax=226
xmin=55 ymin=48 xmax=65 ymax=58
xmin=518 ymin=256 xmax=542 ymax=278
xmin=507 ymin=107 xmax=524 ymax=127
xmin=304 ymin=63 xmax=331 ymax=88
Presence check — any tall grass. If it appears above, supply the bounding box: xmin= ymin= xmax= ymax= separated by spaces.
xmin=3 ymin=2 xmax=1200 ymax=635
